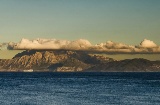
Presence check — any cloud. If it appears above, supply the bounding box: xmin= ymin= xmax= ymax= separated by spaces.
xmin=91 ymin=41 xmax=134 ymax=53
xmin=8 ymin=38 xmax=92 ymax=50
xmin=0 ymin=43 xmax=8 ymax=50
xmin=62 ymin=39 xmax=92 ymax=50
xmin=134 ymin=39 xmax=160 ymax=53
xmin=139 ymin=39 xmax=158 ymax=48
xmin=7 ymin=38 xmax=160 ymax=54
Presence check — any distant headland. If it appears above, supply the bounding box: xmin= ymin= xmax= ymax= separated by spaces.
xmin=0 ymin=50 xmax=160 ymax=72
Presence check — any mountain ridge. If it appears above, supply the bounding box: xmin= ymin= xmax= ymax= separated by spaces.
xmin=0 ymin=50 xmax=160 ymax=72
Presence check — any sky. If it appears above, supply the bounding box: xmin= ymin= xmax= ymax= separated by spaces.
xmin=0 ymin=0 xmax=160 ymax=60
xmin=0 ymin=0 xmax=160 ymax=44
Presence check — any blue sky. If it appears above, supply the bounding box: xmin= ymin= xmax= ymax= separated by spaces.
xmin=0 ymin=0 xmax=160 ymax=45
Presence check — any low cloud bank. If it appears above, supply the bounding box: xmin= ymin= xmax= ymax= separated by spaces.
xmin=8 ymin=38 xmax=92 ymax=50
xmin=4 ymin=38 xmax=160 ymax=53
xmin=92 ymin=39 xmax=160 ymax=53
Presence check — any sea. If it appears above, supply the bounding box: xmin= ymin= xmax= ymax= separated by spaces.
xmin=0 ymin=72 xmax=160 ymax=105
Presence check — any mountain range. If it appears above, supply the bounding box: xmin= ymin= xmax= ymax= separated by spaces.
xmin=0 ymin=50 xmax=160 ymax=72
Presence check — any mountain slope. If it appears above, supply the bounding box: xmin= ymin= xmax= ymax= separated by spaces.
xmin=86 ymin=58 xmax=160 ymax=72
xmin=0 ymin=50 xmax=112 ymax=72
xmin=0 ymin=50 xmax=160 ymax=72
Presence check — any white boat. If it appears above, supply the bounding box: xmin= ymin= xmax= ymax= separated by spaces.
xmin=23 ymin=69 xmax=33 ymax=72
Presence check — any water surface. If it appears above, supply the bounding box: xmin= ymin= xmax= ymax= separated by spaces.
xmin=0 ymin=72 xmax=160 ymax=105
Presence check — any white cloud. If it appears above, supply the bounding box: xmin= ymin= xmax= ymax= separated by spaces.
xmin=92 ymin=39 xmax=160 ymax=53
xmin=62 ymin=39 xmax=92 ymax=50
xmin=7 ymin=38 xmax=160 ymax=53
xmin=91 ymin=41 xmax=134 ymax=53
xmin=94 ymin=41 xmax=132 ymax=49
xmin=8 ymin=38 xmax=91 ymax=50
xmin=139 ymin=39 xmax=157 ymax=48
xmin=0 ymin=43 xmax=8 ymax=50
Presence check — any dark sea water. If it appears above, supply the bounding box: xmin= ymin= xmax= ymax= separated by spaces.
xmin=0 ymin=72 xmax=160 ymax=105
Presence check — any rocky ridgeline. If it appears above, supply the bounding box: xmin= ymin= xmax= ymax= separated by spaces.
xmin=0 ymin=50 xmax=113 ymax=72
xmin=0 ymin=50 xmax=160 ymax=72
xmin=86 ymin=58 xmax=160 ymax=72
